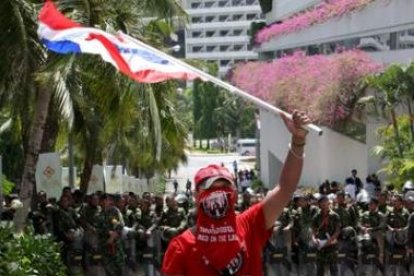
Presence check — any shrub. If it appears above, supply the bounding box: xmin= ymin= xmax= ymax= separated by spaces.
xmin=0 ymin=226 xmax=66 ymax=276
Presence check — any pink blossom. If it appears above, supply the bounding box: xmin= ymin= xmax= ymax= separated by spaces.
xmin=256 ymin=0 xmax=377 ymax=44
xmin=230 ymin=50 xmax=383 ymax=126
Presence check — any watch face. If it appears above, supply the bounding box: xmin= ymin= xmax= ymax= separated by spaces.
xmin=201 ymin=190 xmax=229 ymax=219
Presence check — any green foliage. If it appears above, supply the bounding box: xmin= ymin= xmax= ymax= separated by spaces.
xmin=249 ymin=21 xmax=266 ymax=46
xmin=1 ymin=174 xmax=15 ymax=195
xmin=0 ymin=226 xmax=66 ymax=276
xmin=251 ymin=178 xmax=263 ymax=191
xmin=374 ymin=116 xmax=414 ymax=189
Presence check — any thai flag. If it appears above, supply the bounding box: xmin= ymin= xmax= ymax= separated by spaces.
xmin=38 ymin=1 xmax=200 ymax=83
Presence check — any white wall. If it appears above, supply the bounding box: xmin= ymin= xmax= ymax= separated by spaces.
xmin=260 ymin=110 xmax=378 ymax=188
xmin=369 ymin=48 xmax=414 ymax=65
xmin=266 ymin=0 xmax=321 ymax=23
xmin=260 ymin=0 xmax=414 ymax=52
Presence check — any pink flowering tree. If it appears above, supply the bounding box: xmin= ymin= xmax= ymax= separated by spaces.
xmin=256 ymin=0 xmax=377 ymax=44
xmin=230 ymin=50 xmax=383 ymax=126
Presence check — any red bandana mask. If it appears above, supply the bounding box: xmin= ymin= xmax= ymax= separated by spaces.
xmin=195 ymin=187 xmax=243 ymax=272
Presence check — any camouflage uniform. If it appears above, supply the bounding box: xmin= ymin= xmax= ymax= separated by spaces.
xmin=386 ymin=206 xmax=410 ymax=251
xmin=312 ymin=209 xmax=341 ymax=276
xmin=293 ymin=205 xmax=319 ymax=261
xmin=335 ymin=203 xmax=358 ymax=230
xmin=159 ymin=206 xmax=187 ymax=249
xmin=80 ymin=204 xmax=103 ymax=274
xmin=56 ymin=205 xmax=84 ymax=275
xmin=97 ymin=206 xmax=125 ymax=276
xmin=378 ymin=203 xmax=391 ymax=216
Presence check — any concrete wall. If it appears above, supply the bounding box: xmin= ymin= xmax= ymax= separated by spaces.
xmin=260 ymin=0 xmax=414 ymax=52
xmin=259 ymin=110 xmax=383 ymax=189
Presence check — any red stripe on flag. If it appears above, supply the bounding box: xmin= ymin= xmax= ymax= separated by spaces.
xmin=86 ymin=33 xmax=135 ymax=79
xmin=39 ymin=1 xmax=80 ymax=30
xmin=133 ymin=70 xmax=199 ymax=83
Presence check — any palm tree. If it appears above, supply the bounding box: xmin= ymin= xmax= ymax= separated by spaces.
xmin=361 ymin=65 xmax=407 ymax=158
xmin=0 ymin=0 xmax=187 ymax=232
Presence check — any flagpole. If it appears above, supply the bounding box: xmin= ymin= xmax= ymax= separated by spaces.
xmin=120 ymin=33 xmax=323 ymax=136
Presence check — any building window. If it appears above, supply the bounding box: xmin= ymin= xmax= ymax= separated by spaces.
xmin=205 ymin=16 xmax=215 ymax=22
xmin=233 ymin=45 xmax=244 ymax=51
xmin=246 ymin=14 xmax=257 ymax=20
xmin=220 ymin=45 xmax=230 ymax=51
xmin=219 ymin=15 xmax=229 ymax=22
xmin=192 ymin=31 xmax=202 ymax=38
xmin=204 ymin=1 xmax=215 ymax=8
xmin=191 ymin=17 xmax=202 ymax=23
xmin=220 ymin=30 xmax=229 ymax=36
xmin=191 ymin=2 xmax=201 ymax=9
xmin=206 ymin=31 xmax=216 ymax=37
xmin=220 ymin=60 xmax=231 ymax=66
xmin=192 ymin=46 xmax=203 ymax=52
xmin=206 ymin=46 xmax=216 ymax=52
xmin=219 ymin=0 xmax=229 ymax=7
xmin=233 ymin=29 xmax=243 ymax=36
xmin=232 ymin=14 xmax=243 ymax=21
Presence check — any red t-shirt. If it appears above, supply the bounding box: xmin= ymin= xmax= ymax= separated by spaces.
xmin=161 ymin=202 xmax=272 ymax=275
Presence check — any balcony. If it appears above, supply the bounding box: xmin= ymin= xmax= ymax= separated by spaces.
xmin=399 ymin=34 xmax=414 ymax=46
xmin=186 ymin=35 xmax=250 ymax=45
xmin=187 ymin=5 xmax=261 ymax=16
xmin=186 ymin=50 xmax=258 ymax=59
xmin=188 ymin=20 xmax=252 ymax=30
xmin=259 ymin=0 xmax=414 ymax=53
xmin=357 ymin=37 xmax=389 ymax=52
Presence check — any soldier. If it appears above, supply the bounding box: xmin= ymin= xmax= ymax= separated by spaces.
xmin=136 ymin=198 xmax=157 ymax=263
xmin=335 ymin=190 xmax=358 ymax=230
xmin=56 ymin=195 xmax=84 ymax=275
xmin=358 ymin=197 xmax=386 ymax=265
xmin=30 ymin=191 xmax=51 ymax=235
xmin=267 ymin=205 xmax=294 ymax=274
xmin=127 ymin=195 xmax=142 ymax=228
xmin=159 ymin=194 xmax=187 ymax=250
xmin=97 ymin=194 xmax=125 ymax=276
xmin=378 ymin=191 xmax=391 ymax=215
xmin=403 ymin=191 xmax=414 ymax=214
xmin=334 ymin=190 xmax=358 ymax=273
xmin=152 ymin=193 xmax=165 ymax=220
xmin=292 ymin=193 xmax=319 ymax=271
xmin=312 ymin=195 xmax=341 ymax=276
xmin=80 ymin=194 xmax=104 ymax=275
xmin=386 ymin=194 xmax=410 ymax=249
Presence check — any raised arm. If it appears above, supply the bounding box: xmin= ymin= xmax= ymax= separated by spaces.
xmin=262 ymin=110 xmax=310 ymax=229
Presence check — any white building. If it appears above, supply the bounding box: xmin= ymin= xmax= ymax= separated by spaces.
xmin=183 ymin=0 xmax=264 ymax=77
xmin=255 ymin=0 xmax=414 ymax=188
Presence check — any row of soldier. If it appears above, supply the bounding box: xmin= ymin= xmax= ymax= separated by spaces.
xmin=263 ymin=183 xmax=414 ymax=276
xmin=2 ymin=181 xmax=414 ymax=276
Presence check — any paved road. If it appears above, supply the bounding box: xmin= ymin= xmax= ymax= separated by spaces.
xmin=165 ymin=153 xmax=255 ymax=193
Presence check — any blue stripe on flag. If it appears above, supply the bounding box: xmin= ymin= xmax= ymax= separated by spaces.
xmin=117 ymin=46 xmax=169 ymax=65
xmin=41 ymin=39 xmax=82 ymax=54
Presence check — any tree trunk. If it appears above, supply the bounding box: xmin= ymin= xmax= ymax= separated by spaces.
xmin=40 ymin=97 xmax=59 ymax=152
xmin=14 ymin=85 xmax=53 ymax=233
xmin=79 ymin=158 xmax=93 ymax=194
xmin=407 ymin=100 xmax=414 ymax=144
xmin=390 ymin=109 xmax=404 ymax=158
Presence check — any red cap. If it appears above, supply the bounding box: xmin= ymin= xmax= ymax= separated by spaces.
xmin=194 ymin=164 xmax=234 ymax=190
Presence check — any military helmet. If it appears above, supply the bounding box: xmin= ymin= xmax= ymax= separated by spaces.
xmin=402 ymin=180 xmax=414 ymax=194
xmin=175 ymin=193 xmax=189 ymax=204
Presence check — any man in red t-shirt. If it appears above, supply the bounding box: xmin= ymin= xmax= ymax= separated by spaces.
xmin=162 ymin=110 xmax=310 ymax=276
